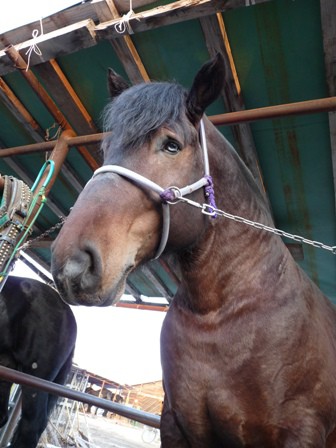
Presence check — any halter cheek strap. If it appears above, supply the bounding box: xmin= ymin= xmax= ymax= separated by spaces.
xmin=89 ymin=119 xmax=216 ymax=259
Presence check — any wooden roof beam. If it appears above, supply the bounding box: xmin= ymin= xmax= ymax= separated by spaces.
xmin=95 ymin=0 xmax=272 ymax=39
xmin=0 ymin=0 xmax=156 ymax=50
xmin=34 ymin=60 xmax=102 ymax=162
xmin=200 ymin=13 xmax=265 ymax=192
xmin=93 ymin=0 xmax=150 ymax=83
xmin=4 ymin=45 xmax=99 ymax=171
xmin=0 ymin=20 xmax=97 ymax=76
xmin=0 ymin=1 xmax=271 ymax=77
xmin=0 ymin=77 xmax=84 ymax=195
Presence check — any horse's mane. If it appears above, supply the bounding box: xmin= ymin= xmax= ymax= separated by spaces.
xmin=102 ymin=82 xmax=191 ymax=154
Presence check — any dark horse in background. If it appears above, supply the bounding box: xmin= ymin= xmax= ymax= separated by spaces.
xmin=0 ymin=276 xmax=77 ymax=448
xmin=51 ymin=54 xmax=336 ymax=447
xmin=84 ymin=386 xmax=123 ymax=416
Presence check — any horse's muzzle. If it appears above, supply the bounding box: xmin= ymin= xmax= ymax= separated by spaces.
xmin=51 ymin=243 xmax=109 ymax=306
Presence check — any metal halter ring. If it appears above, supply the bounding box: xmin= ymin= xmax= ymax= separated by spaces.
xmin=164 ymin=187 xmax=183 ymax=204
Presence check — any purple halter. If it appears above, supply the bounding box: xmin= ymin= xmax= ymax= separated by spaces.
xmin=89 ymin=119 xmax=217 ymax=259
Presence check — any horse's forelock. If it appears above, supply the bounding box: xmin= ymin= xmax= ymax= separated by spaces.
xmin=102 ymin=82 xmax=191 ymax=154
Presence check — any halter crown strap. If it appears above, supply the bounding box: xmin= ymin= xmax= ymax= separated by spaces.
xmin=89 ymin=119 xmax=215 ymax=259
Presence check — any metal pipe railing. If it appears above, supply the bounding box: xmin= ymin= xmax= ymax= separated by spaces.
xmin=0 ymin=366 xmax=161 ymax=428
xmin=210 ymin=96 xmax=336 ymax=126
xmin=1 ymin=96 xmax=335 ymax=158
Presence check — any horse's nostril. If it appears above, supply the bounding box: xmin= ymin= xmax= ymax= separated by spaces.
xmin=63 ymin=245 xmax=102 ymax=293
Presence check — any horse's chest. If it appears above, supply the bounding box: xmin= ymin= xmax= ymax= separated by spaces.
xmin=161 ymin=308 xmax=294 ymax=446
xmin=161 ymin=308 xmax=258 ymax=385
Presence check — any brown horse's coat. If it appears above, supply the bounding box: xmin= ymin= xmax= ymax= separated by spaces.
xmin=51 ymin=55 xmax=336 ymax=447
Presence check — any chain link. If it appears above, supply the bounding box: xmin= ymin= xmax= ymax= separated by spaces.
xmin=175 ymin=196 xmax=336 ymax=255
xmin=17 ymin=197 xmax=336 ymax=255
xmin=18 ymin=217 xmax=66 ymax=251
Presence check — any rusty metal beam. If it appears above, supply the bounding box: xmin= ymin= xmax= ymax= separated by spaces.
xmin=117 ymin=302 xmax=168 ymax=312
xmin=1 ymin=97 xmax=336 ymax=159
xmin=36 ymin=130 xmax=75 ymax=197
xmin=209 ymin=96 xmax=336 ymax=126
xmin=0 ymin=133 xmax=108 ymax=157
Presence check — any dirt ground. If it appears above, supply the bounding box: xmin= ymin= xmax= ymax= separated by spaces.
xmin=43 ymin=413 xmax=161 ymax=448
xmin=78 ymin=414 xmax=160 ymax=448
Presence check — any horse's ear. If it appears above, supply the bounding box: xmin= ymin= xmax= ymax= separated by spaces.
xmin=107 ymin=68 xmax=129 ymax=98
xmin=186 ymin=53 xmax=225 ymax=123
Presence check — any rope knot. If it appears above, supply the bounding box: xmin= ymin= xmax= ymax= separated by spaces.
xmin=160 ymin=188 xmax=176 ymax=203
xmin=204 ymin=175 xmax=217 ymax=218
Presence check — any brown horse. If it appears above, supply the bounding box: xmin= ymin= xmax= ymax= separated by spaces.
xmin=51 ymin=54 xmax=336 ymax=447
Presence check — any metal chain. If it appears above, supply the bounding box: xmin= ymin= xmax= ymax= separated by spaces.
xmin=17 ymin=195 xmax=336 ymax=255
xmin=169 ymin=194 xmax=336 ymax=255
xmin=18 ymin=216 xmax=66 ymax=251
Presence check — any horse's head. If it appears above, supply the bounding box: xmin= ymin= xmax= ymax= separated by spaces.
xmin=51 ymin=54 xmax=225 ymax=306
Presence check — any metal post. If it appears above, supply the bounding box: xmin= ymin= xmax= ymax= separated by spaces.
xmin=0 ymin=366 xmax=161 ymax=428
xmin=0 ymin=389 xmax=22 ymax=447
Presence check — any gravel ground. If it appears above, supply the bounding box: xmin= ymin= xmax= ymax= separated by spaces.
xmin=78 ymin=415 xmax=160 ymax=448
xmin=43 ymin=414 xmax=161 ymax=448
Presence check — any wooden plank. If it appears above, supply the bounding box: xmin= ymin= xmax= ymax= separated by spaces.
xmin=0 ymin=1 xmax=105 ymax=50
xmin=34 ymin=60 xmax=102 ymax=162
xmin=0 ymin=0 xmax=271 ymax=77
xmin=94 ymin=0 xmax=150 ymax=83
xmin=95 ymin=0 xmax=271 ymax=39
xmin=34 ymin=60 xmax=103 ymax=165
xmin=0 ymin=79 xmax=84 ymax=194
xmin=200 ymin=14 xmax=265 ymax=192
xmin=0 ymin=77 xmax=43 ymax=136
xmin=320 ymin=0 xmax=336 ymax=211
xmin=0 ymin=20 xmax=97 ymax=76
xmin=0 ymin=0 xmax=268 ymax=51
xmin=109 ymin=38 xmax=150 ymax=83
xmin=97 ymin=0 xmax=158 ymax=16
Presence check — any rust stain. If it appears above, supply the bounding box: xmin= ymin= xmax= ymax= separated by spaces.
xmin=274 ymin=128 xmax=319 ymax=285
xmin=287 ymin=130 xmax=301 ymax=169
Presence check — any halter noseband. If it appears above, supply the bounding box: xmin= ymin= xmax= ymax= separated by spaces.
xmin=90 ymin=119 xmax=216 ymax=259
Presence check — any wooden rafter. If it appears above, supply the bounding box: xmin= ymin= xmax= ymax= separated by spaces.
xmin=93 ymin=0 xmax=150 ymax=83
xmin=0 ymin=0 xmax=271 ymax=77
xmin=0 ymin=0 xmax=155 ymax=50
xmin=0 ymin=20 xmax=97 ymax=76
xmin=5 ymin=45 xmax=100 ymax=171
xmin=34 ymin=60 xmax=102 ymax=162
xmin=0 ymin=78 xmax=83 ymax=196
xmin=200 ymin=13 xmax=265 ymax=192
xmin=95 ymin=0 xmax=271 ymax=39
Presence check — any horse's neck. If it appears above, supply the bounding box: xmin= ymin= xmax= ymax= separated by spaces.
xmin=175 ymin=125 xmax=291 ymax=314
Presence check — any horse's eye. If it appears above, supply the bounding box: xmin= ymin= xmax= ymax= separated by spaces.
xmin=163 ymin=140 xmax=181 ymax=154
